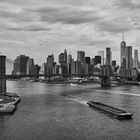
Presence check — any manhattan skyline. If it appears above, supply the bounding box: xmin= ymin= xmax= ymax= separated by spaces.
xmin=0 ymin=0 xmax=140 ymax=64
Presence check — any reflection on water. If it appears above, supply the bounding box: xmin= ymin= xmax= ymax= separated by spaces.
xmin=0 ymin=81 xmax=140 ymax=140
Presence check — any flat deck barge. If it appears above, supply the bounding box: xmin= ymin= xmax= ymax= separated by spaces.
xmin=87 ymin=101 xmax=133 ymax=120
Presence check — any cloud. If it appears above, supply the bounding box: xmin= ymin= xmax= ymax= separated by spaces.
xmin=30 ymin=5 xmax=101 ymax=25
xmin=112 ymin=0 xmax=140 ymax=9
xmin=0 ymin=0 xmax=140 ymax=64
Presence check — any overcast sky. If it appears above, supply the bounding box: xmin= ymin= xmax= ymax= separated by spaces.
xmin=0 ymin=0 xmax=140 ymax=65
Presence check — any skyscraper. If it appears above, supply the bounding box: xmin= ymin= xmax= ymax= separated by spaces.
xmin=126 ymin=46 xmax=133 ymax=77
xmin=45 ymin=54 xmax=54 ymax=75
xmin=64 ymin=49 xmax=67 ymax=63
xmin=134 ymin=50 xmax=139 ymax=69
xmin=59 ymin=53 xmax=64 ymax=64
xmin=119 ymin=36 xmax=127 ymax=76
xmin=106 ymin=48 xmax=112 ymax=65
xmin=98 ymin=51 xmax=104 ymax=65
xmin=77 ymin=51 xmax=85 ymax=63
xmin=85 ymin=57 xmax=91 ymax=65
xmin=68 ymin=53 xmax=72 ymax=64
xmin=26 ymin=58 xmax=34 ymax=75
xmin=13 ymin=55 xmax=29 ymax=75
xmin=120 ymin=41 xmax=126 ymax=64
xmin=71 ymin=61 xmax=81 ymax=75
xmin=95 ymin=56 xmax=101 ymax=65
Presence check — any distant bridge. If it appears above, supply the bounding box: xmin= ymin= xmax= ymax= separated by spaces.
xmin=0 ymin=73 xmax=133 ymax=80
xmin=0 ymin=74 xmax=108 ymax=79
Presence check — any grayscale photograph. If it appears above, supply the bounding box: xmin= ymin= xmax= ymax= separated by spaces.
xmin=0 ymin=0 xmax=140 ymax=140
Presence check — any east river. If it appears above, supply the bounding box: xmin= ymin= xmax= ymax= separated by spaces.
xmin=0 ymin=81 xmax=140 ymax=140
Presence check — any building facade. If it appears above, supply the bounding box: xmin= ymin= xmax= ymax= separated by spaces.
xmin=77 ymin=51 xmax=85 ymax=63
xmin=106 ymin=48 xmax=112 ymax=65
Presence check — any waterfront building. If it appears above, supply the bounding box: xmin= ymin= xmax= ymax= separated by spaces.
xmin=85 ymin=57 xmax=91 ymax=65
xmin=71 ymin=61 xmax=81 ymax=75
xmin=26 ymin=58 xmax=34 ymax=75
xmin=134 ymin=50 xmax=139 ymax=69
xmin=30 ymin=64 xmax=40 ymax=78
xmin=39 ymin=63 xmax=45 ymax=74
xmin=126 ymin=46 xmax=133 ymax=77
xmin=12 ymin=55 xmax=29 ymax=75
xmin=68 ymin=53 xmax=72 ymax=64
xmin=95 ymin=56 xmax=101 ymax=65
xmin=53 ymin=63 xmax=59 ymax=75
xmin=81 ymin=63 xmax=88 ymax=74
xmin=77 ymin=51 xmax=85 ymax=63
xmin=112 ymin=60 xmax=117 ymax=74
xmin=45 ymin=54 xmax=54 ymax=75
xmin=67 ymin=63 xmax=71 ymax=74
xmin=59 ymin=49 xmax=68 ymax=64
xmin=59 ymin=53 xmax=64 ymax=64
xmin=64 ymin=49 xmax=67 ymax=63
xmin=61 ymin=63 xmax=68 ymax=75
xmin=112 ymin=60 xmax=116 ymax=67
xmin=6 ymin=58 xmax=13 ymax=75
xmin=98 ymin=51 xmax=104 ymax=65
xmin=106 ymin=48 xmax=112 ymax=65
xmin=59 ymin=50 xmax=68 ymax=75
xmin=59 ymin=67 xmax=62 ymax=75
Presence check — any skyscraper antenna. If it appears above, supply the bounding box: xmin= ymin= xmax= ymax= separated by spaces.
xmin=122 ymin=32 xmax=124 ymax=41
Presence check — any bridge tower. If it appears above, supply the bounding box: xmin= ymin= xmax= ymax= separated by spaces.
xmin=0 ymin=55 xmax=6 ymax=93
xmin=100 ymin=65 xmax=111 ymax=87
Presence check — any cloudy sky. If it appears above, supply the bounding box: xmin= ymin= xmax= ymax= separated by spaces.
xmin=0 ymin=0 xmax=140 ymax=65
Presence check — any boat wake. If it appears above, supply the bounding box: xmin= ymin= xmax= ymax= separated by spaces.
xmin=67 ymin=96 xmax=88 ymax=106
xmin=95 ymin=90 xmax=140 ymax=97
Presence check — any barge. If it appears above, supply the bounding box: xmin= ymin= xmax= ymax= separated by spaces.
xmin=87 ymin=101 xmax=133 ymax=120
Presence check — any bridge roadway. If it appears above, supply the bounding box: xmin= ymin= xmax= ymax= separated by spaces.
xmin=0 ymin=74 xmax=132 ymax=79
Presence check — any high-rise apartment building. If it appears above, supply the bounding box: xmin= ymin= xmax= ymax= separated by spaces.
xmin=77 ymin=51 xmax=85 ymax=63
xmin=106 ymin=48 xmax=112 ymax=65
xmin=85 ymin=57 xmax=91 ymax=65
xmin=95 ymin=56 xmax=101 ymax=65
xmin=98 ymin=51 xmax=104 ymax=65
xmin=59 ymin=49 xmax=68 ymax=64
xmin=71 ymin=61 xmax=81 ymax=75
xmin=26 ymin=58 xmax=34 ymax=75
xmin=45 ymin=54 xmax=54 ymax=75
xmin=12 ymin=55 xmax=29 ymax=75
xmin=68 ymin=53 xmax=72 ymax=64
xmin=134 ymin=50 xmax=139 ymax=69
xmin=126 ymin=46 xmax=133 ymax=77
xmin=59 ymin=53 xmax=64 ymax=64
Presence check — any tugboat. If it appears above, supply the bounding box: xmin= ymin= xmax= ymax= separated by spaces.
xmin=87 ymin=101 xmax=133 ymax=120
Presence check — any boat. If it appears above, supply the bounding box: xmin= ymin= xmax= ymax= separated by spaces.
xmin=87 ymin=101 xmax=133 ymax=120
xmin=70 ymin=83 xmax=77 ymax=86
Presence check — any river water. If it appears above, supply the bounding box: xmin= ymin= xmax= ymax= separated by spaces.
xmin=0 ymin=81 xmax=140 ymax=140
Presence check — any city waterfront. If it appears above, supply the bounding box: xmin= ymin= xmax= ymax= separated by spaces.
xmin=0 ymin=81 xmax=140 ymax=140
